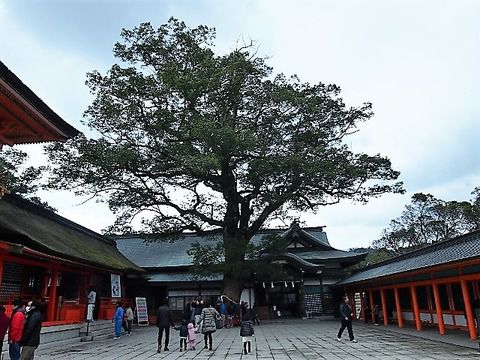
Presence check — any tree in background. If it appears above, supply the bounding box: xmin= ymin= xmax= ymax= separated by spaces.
xmin=45 ymin=19 xmax=403 ymax=300
xmin=373 ymin=188 xmax=480 ymax=253
xmin=0 ymin=148 xmax=52 ymax=209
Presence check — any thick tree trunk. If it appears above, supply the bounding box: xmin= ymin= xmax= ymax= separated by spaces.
xmin=222 ymin=273 xmax=244 ymax=302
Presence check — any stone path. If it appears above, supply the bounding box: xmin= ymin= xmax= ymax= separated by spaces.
xmin=34 ymin=320 xmax=479 ymax=359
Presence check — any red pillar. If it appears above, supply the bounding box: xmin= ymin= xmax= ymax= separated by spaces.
xmin=369 ymin=290 xmax=375 ymax=323
xmin=394 ymin=287 xmax=404 ymax=328
xmin=351 ymin=293 xmax=356 ymax=319
xmin=0 ymin=253 xmax=4 ymax=289
xmin=411 ymin=286 xmax=422 ymax=331
xmin=47 ymin=267 xmax=59 ymax=322
xmin=461 ymin=279 xmax=477 ymax=340
xmin=432 ymin=283 xmax=445 ymax=335
xmin=380 ymin=288 xmax=388 ymax=326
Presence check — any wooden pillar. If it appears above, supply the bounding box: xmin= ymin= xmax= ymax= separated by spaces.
xmin=369 ymin=290 xmax=375 ymax=323
xmin=351 ymin=293 xmax=356 ymax=319
xmin=411 ymin=286 xmax=422 ymax=331
xmin=47 ymin=267 xmax=59 ymax=322
xmin=380 ymin=288 xmax=388 ymax=325
xmin=432 ymin=283 xmax=445 ymax=335
xmin=461 ymin=279 xmax=477 ymax=340
xmin=446 ymin=284 xmax=456 ymax=326
xmin=394 ymin=287 xmax=404 ymax=328
xmin=360 ymin=292 xmax=365 ymax=321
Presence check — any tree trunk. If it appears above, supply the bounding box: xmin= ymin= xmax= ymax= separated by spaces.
xmin=223 ymin=273 xmax=244 ymax=302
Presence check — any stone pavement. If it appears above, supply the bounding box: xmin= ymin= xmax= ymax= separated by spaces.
xmin=34 ymin=320 xmax=479 ymax=360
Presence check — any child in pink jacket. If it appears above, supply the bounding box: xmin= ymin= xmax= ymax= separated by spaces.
xmin=187 ymin=322 xmax=197 ymax=350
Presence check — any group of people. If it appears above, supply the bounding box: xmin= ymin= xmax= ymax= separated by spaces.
xmin=112 ymin=301 xmax=134 ymax=339
xmin=0 ymin=299 xmax=43 ymax=360
xmin=155 ymin=296 xmax=256 ymax=354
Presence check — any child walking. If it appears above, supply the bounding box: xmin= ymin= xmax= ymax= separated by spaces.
xmin=112 ymin=301 xmax=124 ymax=339
xmin=187 ymin=322 xmax=197 ymax=350
xmin=240 ymin=313 xmax=254 ymax=354
xmin=174 ymin=319 xmax=188 ymax=351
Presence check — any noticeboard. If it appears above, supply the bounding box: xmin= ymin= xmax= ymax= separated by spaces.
xmin=135 ymin=297 xmax=149 ymax=326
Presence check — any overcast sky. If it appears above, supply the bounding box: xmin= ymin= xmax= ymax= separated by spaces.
xmin=1 ymin=0 xmax=479 ymax=250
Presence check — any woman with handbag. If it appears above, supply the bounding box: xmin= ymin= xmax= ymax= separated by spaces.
xmin=200 ymin=301 xmax=220 ymax=350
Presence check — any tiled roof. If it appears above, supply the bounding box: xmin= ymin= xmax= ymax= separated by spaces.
xmin=114 ymin=226 xmax=365 ymax=269
xmin=337 ymin=230 xmax=480 ymax=286
xmin=147 ymin=272 xmax=223 ymax=283
xmin=0 ymin=194 xmax=142 ymax=272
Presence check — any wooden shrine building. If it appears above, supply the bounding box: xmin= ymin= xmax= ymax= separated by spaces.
xmin=337 ymin=230 xmax=480 ymax=341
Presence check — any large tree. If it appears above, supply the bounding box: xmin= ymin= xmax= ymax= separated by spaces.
xmin=46 ymin=19 xmax=403 ymax=299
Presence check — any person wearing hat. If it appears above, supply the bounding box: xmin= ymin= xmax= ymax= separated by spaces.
xmin=8 ymin=299 xmax=25 ymax=360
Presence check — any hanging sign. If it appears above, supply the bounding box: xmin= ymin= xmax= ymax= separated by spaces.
xmin=111 ymin=274 xmax=121 ymax=298
xmin=135 ymin=297 xmax=149 ymax=326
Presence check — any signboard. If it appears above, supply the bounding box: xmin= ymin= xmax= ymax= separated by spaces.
xmin=135 ymin=297 xmax=149 ymax=326
xmin=111 ymin=274 xmax=121 ymax=298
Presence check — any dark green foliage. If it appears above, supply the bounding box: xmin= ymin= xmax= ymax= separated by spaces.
xmin=45 ymin=18 xmax=403 ymax=297
xmin=373 ymin=189 xmax=480 ymax=253
xmin=0 ymin=148 xmax=53 ymax=210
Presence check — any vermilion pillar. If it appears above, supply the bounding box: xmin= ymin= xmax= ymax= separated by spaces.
xmin=461 ymin=280 xmax=477 ymax=340
xmin=394 ymin=287 xmax=404 ymax=328
xmin=369 ymin=290 xmax=375 ymax=323
xmin=47 ymin=267 xmax=59 ymax=322
xmin=360 ymin=292 xmax=365 ymax=321
xmin=380 ymin=289 xmax=388 ymax=325
xmin=411 ymin=286 xmax=422 ymax=331
xmin=351 ymin=293 xmax=356 ymax=319
xmin=0 ymin=253 xmax=4 ymax=289
xmin=432 ymin=283 xmax=445 ymax=335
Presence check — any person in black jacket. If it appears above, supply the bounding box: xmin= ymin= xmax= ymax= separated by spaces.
xmin=337 ymin=296 xmax=357 ymax=343
xmin=156 ymin=298 xmax=174 ymax=353
xmin=174 ymin=319 xmax=189 ymax=351
xmin=240 ymin=313 xmax=254 ymax=354
xmin=20 ymin=299 xmax=43 ymax=360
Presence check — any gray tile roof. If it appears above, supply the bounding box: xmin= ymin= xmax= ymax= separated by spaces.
xmin=114 ymin=226 xmax=364 ymax=269
xmin=337 ymin=230 xmax=480 ymax=286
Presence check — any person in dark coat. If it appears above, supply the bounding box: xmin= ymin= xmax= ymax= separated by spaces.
xmin=200 ymin=301 xmax=219 ymax=350
xmin=337 ymin=296 xmax=357 ymax=343
xmin=174 ymin=319 xmax=189 ymax=351
xmin=240 ymin=312 xmax=254 ymax=354
xmin=0 ymin=305 xmax=9 ymax=356
xmin=156 ymin=298 xmax=174 ymax=353
xmin=20 ymin=299 xmax=43 ymax=360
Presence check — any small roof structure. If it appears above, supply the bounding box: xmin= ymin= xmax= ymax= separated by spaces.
xmin=0 ymin=193 xmax=142 ymax=272
xmin=337 ymin=230 xmax=480 ymax=286
xmin=0 ymin=60 xmax=80 ymax=147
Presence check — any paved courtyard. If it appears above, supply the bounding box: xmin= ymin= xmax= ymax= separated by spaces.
xmin=34 ymin=320 xmax=478 ymax=360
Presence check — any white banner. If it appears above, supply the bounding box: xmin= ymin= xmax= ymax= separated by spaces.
xmin=111 ymin=274 xmax=121 ymax=298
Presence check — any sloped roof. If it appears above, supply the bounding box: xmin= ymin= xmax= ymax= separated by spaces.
xmin=337 ymin=230 xmax=480 ymax=286
xmin=0 ymin=193 xmax=142 ymax=272
xmin=114 ymin=225 xmax=365 ymax=269
xmin=0 ymin=60 xmax=80 ymax=145
xmin=147 ymin=272 xmax=223 ymax=283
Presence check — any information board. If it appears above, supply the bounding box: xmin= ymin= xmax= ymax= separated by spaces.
xmin=135 ymin=297 xmax=149 ymax=326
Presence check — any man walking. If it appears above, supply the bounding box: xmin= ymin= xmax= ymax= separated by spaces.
xmin=87 ymin=286 xmax=96 ymax=321
xmin=337 ymin=295 xmax=357 ymax=343
xmin=8 ymin=299 xmax=25 ymax=360
xmin=156 ymin=299 xmax=174 ymax=353
xmin=20 ymin=299 xmax=43 ymax=359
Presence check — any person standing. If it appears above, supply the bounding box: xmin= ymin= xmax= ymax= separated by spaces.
xmin=187 ymin=322 xmax=197 ymax=350
xmin=239 ymin=313 xmax=254 ymax=355
xmin=87 ymin=286 xmax=96 ymax=321
xmin=112 ymin=301 xmax=124 ymax=340
xmin=192 ymin=297 xmax=204 ymax=325
xmin=200 ymin=301 xmax=219 ymax=351
xmin=19 ymin=299 xmax=43 ymax=360
xmin=8 ymin=299 xmax=25 ymax=360
xmin=0 ymin=305 xmax=9 ymax=356
xmin=156 ymin=299 xmax=174 ymax=353
xmin=174 ymin=319 xmax=188 ymax=351
xmin=337 ymin=296 xmax=357 ymax=343
xmin=124 ymin=303 xmax=134 ymax=336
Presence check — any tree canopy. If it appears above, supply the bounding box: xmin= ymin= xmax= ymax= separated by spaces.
xmin=45 ymin=18 xmax=403 ymax=298
xmin=373 ymin=188 xmax=480 ymax=253
xmin=0 ymin=147 xmax=52 ymax=209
